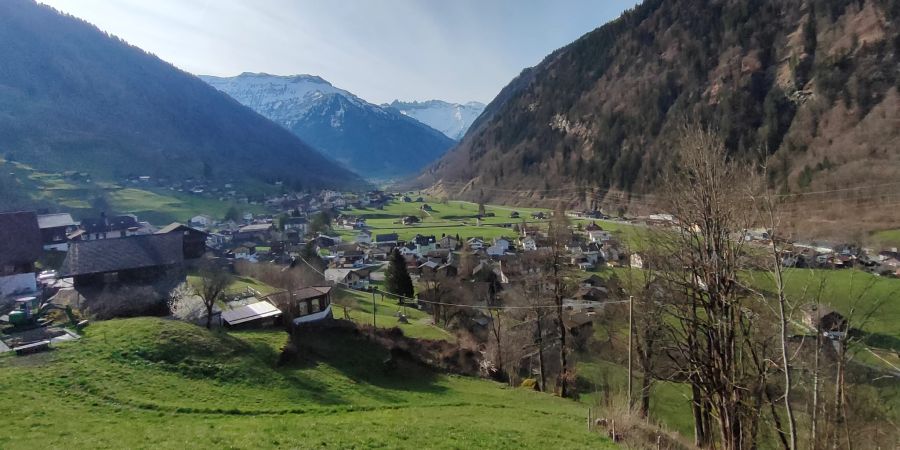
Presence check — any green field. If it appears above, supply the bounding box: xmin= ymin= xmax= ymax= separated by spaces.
xmin=108 ymin=188 xmax=266 ymax=224
xmin=871 ymin=228 xmax=900 ymax=247
xmin=346 ymin=198 xmax=558 ymax=242
xmin=0 ymin=318 xmax=613 ymax=449
xmin=746 ymin=269 xmax=900 ymax=344
xmin=335 ymin=287 xmax=454 ymax=341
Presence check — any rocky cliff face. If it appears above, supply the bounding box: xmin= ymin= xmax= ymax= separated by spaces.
xmin=420 ymin=0 xmax=899 ymax=237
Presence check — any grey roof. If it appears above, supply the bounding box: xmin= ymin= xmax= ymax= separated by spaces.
xmin=0 ymin=211 xmax=41 ymax=266
xmin=293 ymin=286 xmax=333 ymax=301
xmin=375 ymin=233 xmax=399 ymax=242
xmin=238 ymin=223 xmax=274 ymax=233
xmin=37 ymin=213 xmax=76 ymax=230
xmin=60 ymin=233 xmax=183 ymax=277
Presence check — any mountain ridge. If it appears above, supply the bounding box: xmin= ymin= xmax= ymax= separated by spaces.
xmin=386 ymin=100 xmax=486 ymax=140
xmin=0 ymin=0 xmax=367 ymax=194
xmin=418 ymin=0 xmax=900 ymax=237
xmin=201 ymin=72 xmax=456 ymax=179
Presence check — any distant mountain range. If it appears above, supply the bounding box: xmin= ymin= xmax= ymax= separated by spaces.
xmin=200 ymin=73 xmax=458 ymax=179
xmin=420 ymin=0 xmax=900 ymax=235
xmin=0 ymin=0 xmax=365 ymax=194
xmin=387 ymin=100 xmax=485 ymax=140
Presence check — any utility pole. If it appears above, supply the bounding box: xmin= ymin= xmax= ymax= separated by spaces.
xmin=372 ymin=289 xmax=377 ymax=338
xmin=627 ymin=295 xmax=634 ymax=409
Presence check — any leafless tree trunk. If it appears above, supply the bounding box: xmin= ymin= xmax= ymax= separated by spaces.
xmin=756 ymin=179 xmax=798 ymax=450
xmin=547 ymin=204 xmax=574 ymax=397
xmin=195 ymin=262 xmax=230 ymax=329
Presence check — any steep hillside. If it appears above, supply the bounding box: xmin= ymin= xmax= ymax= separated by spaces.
xmin=0 ymin=317 xmax=613 ymax=448
xmin=201 ymin=73 xmax=456 ymax=179
xmin=0 ymin=0 xmax=366 ymax=194
xmin=421 ymin=0 xmax=900 ymax=237
xmin=388 ymin=100 xmax=486 ymax=140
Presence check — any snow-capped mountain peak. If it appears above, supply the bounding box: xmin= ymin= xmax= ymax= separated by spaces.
xmin=387 ymin=99 xmax=486 ymax=140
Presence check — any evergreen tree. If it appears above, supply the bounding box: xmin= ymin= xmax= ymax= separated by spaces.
xmin=385 ymin=248 xmax=414 ymax=300
xmin=224 ymin=206 xmax=241 ymax=222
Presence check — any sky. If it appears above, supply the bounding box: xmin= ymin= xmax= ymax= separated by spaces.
xmin=39 ymin=0 xmax=639 ymax=104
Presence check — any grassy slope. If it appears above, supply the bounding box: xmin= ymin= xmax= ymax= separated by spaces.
xmin=871 ymin=228 xmax=900 ymax=247
xmin=0 ymin=318 xmax=613 ymax=449
xmin=335 ymin=287 xmax=454 ymax=342
xmin=1 ymin=159 xmax=266 ymax=224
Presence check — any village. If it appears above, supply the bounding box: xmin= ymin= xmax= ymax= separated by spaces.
xmin=3 ymin=187 xmax=899 ymax=354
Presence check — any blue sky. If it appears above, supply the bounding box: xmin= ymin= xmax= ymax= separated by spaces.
xmin=40 ymin=0 xmax=639 ymax=104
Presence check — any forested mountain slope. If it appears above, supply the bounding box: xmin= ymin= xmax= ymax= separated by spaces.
xmin=420 ymin=0 xmax=899 ymax=236
xmin=0 ymin=0 xmax=366 ymax=193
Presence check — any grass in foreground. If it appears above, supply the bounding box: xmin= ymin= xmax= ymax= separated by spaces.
xmin=0 ymin=318 xmax=611 ymax=449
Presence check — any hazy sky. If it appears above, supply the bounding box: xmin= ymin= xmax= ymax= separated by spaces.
xmin=39 ymin=0 xmax=639 ymax=104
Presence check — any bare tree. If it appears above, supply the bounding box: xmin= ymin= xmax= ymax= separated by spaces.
xmin=547 ymin=203 xmax=576 ymax=397
xmin=658 ymin=124 xmax=759 ymax=449
xmin=195 ymin=262 xmax=230 ymax=329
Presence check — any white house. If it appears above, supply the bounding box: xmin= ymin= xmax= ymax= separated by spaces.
xmin=324 ymin=268 xmax=371 ymax=290
xmin=630 ymin=253 xmax=645 ymax=269
xmin=467 ymin=238 xmax=485 ymax=250
xmin=588 ymin=230 xmax=613 ymax=243
xmin=520 ymin=236 xmax=537 ymax=251
xmin=190 ymin=215 xmax=213 ymax=228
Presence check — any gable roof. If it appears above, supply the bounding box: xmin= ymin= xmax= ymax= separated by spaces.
xmin=37 ymin=213 xmax=77 ymax=229
xmin=60 ymin=233 xmax=184 ymax=277
xmin=293 ymin=286 xmax=333 ymax=301
xmin=156 ymin=222 xmax=208 ymax=236
xmin=81 ymin=215 xmax=139 ymax=234
xmin=0 ymin=211 xmax=42 ymax=266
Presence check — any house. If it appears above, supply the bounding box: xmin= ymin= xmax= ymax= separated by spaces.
xmin=421 ymin=204 xmax=433 ymax=212
xmin=509 ymin=211 xmax=520 ymax=219
xmin=37 ymin=213 xmax=77 ymax=251
xmin=803 ymin=308 xmax=848 ymax=339
xmin=156 ymin=223 xmax=208 ymax=259
xmin=289 ymin=286 xmax=334 ymax=325
xmin=402 ymin=216 xmax=420 ymax=225
xmin=221 ymin=300 xmax=282 ymax=328
xmin=234 ymin=223 xmax=274 ymax=242
xmin=189 ymin=215 xmax=213 ymax=229
xmin=531 ymin=212 xmax=546 ymax=220
xmin=375 ymin=233 xmax=399 ymax=245
xmin=519 ymin=236 xmax=538 ymax=252
xmin=81 ymin=214 xmax=140 ymax=240
xmin=0 ymin=211 xmax=42 ymax=299
xmin=231 ymin=244 xmax=257 ymax=261
xmin=354 ymin=230 xmax=372 ymax=244
xmin=283 ymin=217 xmax=308 ymax=236
xmin=630 ymin=253 xmax=646 ymax=269
xmin=588 ymin=230 xmax=613 ymax=243
xmin=438 ymin=235 xmax=459 ymax=250
xmin=60 ymin=234 xmax=184 ymax=288
xmin=414 ymin=234 xmax=437 ymax=255
xmin=324 ymin=268 xmax=372 ymax=290
xmin=467 ymin=238 xmax=485 ymax=250
xmin=487 ymin=238 xmax=512 ymax=257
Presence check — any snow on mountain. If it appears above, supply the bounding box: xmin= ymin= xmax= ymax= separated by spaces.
xmin=387 ymin=100 xmax=486 ymax=140
xmin=200 ymin=72 xmax=378 ymax=128
xmin=199 ymin=73 xmax=455 ymax=179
